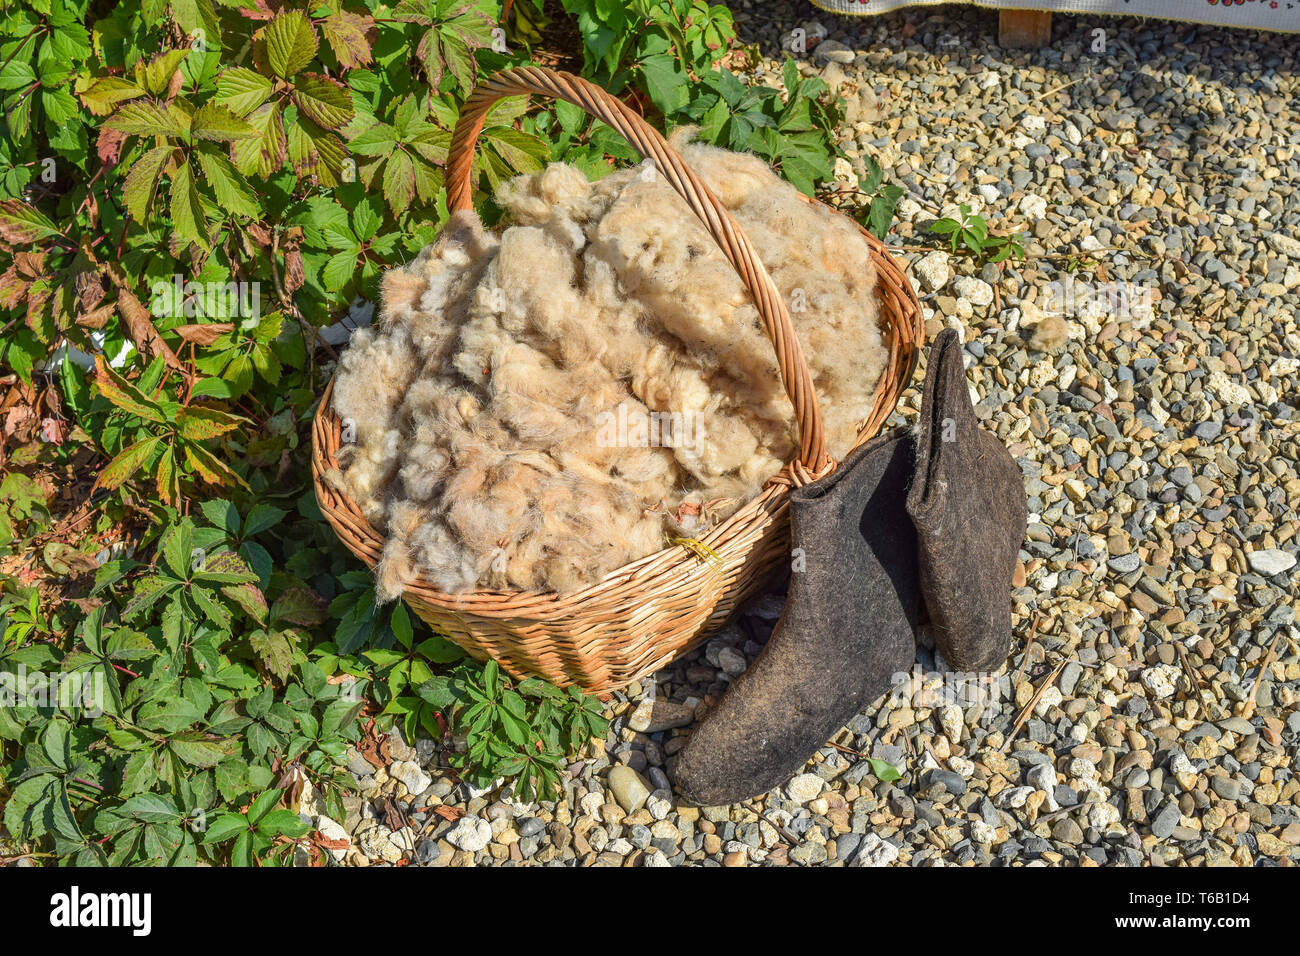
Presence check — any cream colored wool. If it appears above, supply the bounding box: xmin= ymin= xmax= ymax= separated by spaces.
xmin=331 ymin=132 xmax=887 ymax=598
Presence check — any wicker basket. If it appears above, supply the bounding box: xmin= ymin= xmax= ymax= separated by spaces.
xmin=312 ymin=67 xmax=923 ymax=693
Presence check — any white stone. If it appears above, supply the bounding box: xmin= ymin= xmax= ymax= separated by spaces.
xmin=646 ymin=790 xmax=673 ymax=822
xmin=314 ymin=815 xmax=350 ymax=863
xmin=447 ymin=815 xmax=492 ymax=853
xmin=1026 ymin=763 xmax=1057 ymax=793
xmin=1068 ymin=758 xmax=1100 ymax=786
xmin=996 ymin=786 xmax=1034 ymax=809
xmin=914 ymin=250 xmax=952 ymax=292
xmin=1207 ymin=369 xmax=1252 ymax=407
xmin=1266 ymin=233 xmax=1300 ymax=260
xmin=1247 ymin=549 xmax=1296 ymax=576
xmin=1019 ymin=194 xmax=1048 ymax=218
xmin=1141 ymin=663 xmax=1182 ymax=700
xmin=938 ymin=704 xmax=964 ymax=743
xmin=389 ymin=759 xmax=431 ymax=798
xmin=970 ymin=820 xmax=997 ymax=845
xmin=1087 ymin=799 xmax=1122 ymax=832
xmin=1147 ymin=397 xmax=1171 ymax=427
xmin=949 ymin=756 xmax=975 ymax=779
xmin=852 ymin=833 xmax=900 ymax=867
xmin=466 ymin=776 xmax=503 ymax=798
xmin=1034 ymin=685 xmax=1063 ymax=716
xmin=952 ymin=275 xmax=994 ymax=307
xmin=785 ymin=773 xmax=826 ymax=803
xmin=357 ymin=824 xmax=403 ymax=863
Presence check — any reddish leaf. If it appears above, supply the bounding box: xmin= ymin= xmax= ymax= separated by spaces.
xmin=173 ymin=322 xmax=234 ymax=345
xmin=97 ymin=126 xmax=127 ymax=166
xmin=319 ymin=11 xmax=375 ymax=69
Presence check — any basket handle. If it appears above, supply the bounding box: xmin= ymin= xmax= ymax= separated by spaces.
xmin=446 ymin=66 xmax=829 ymax=474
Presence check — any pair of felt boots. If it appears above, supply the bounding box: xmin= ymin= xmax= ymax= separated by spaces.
xmin=674 ymin=329 xmax=1028 ymax=806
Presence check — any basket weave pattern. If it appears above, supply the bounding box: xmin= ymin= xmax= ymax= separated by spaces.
xmin=312 ymin=67 xmax=923 ymax=692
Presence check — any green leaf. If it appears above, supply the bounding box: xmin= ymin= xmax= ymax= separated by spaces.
xmin=191 ymin=103 xmax=259 ymax=142
xmin=265 ymin=10 xmax=319 ymax=80
xmin=121 ymin=144 xmax=174 ymax=222
xmin=162 ymin=519 xmax=196 ymax=578
xmin=170 ymin=0 xmax=222 ymax=49
xmin=169 ymin=734 xmax=231 ymax=768
xmin=107 ymin=101 xmax=187 ymax=139
xmin=97 ymin=436 xmax=162 ymax=491
xmin=286 ymin=116 xmax=344 ymax=187
xmin=319 ymin=10 xmax=374 ymax=69
xmin=169 ymin=161 xmax=210 ymax=251
xmin=190 ymin=584 xmax=232 ymax=630
xmin=215 ymin=67 xmax=273 ymax=116
xmin=0 ymin=199 xmax=61 ymax=244
xmin=201 ymin=812 xmax=249 ymax=844
xmin=195 ymin=550 xmax=258 ymax=584
xmin=864 ymin=757 xmax=902 ymax=782
xmin=122 ymin=792 xmax=180 ymax=823
xmin=321 ymin=249 xmax=356 ymax=292
xmin=78 ymin=76 xmax=146 ymax=115
xmin=344 ymin=120 xmax=397 ymax=157
xmin=249 ymin=629 xmax=292 ymax=679
xmin=380 ymin=149 xmax=415 ymax=213
xmin=120 ymin=748 xmax=159 ymax=796
xmin=193 ymin=147 xmax=259 ymax=217
xmin=246 ymin=789 xmax=282 ymax=825
xmin=93 ymin=354 xmax=165 ymax=420
xmin=242 ymin=503 xmax=287 ymax=536
xmin=177 ymin=404 xmax=244 ymax=440
xmin=231 ymin=101 xmax=287 ymax=179
xmin=257 ymin=808 xmax=310 ymax=838
xmin=292 ymin=73 xmax=353 ymax=131
xmin=638 ymin=53 xmax=688 ymax=114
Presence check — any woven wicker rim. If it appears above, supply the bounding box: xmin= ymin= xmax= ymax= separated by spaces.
xmin=311 ymin=66 xmax=922 ymax=620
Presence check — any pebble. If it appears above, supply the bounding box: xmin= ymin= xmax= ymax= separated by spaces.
xmin=608 ymin=766 xmax=652 ymax=814
xmin=785 ymin=773 xmax=826 ymax=803
xmin=447 ymin=816 xmax=492 ymax=854
xmin=1247 ymin=549 xmax=1297 ymax=576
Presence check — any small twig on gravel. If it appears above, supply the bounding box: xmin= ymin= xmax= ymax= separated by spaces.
xmin=1241 ymin=631 xmax=1284 ymax=720
xmin=1011 ymin=612 xmax=1043 ymax=691
xmin=825 ymin=739 xmax=864 ymax=759
xmin=1175 ymin=642 xmax=1200 ymax=700
xmin=1037 ymin=76 xmax=1088 ymax=100
xmin=1001 ymin=658 xmax=1067 ymax=754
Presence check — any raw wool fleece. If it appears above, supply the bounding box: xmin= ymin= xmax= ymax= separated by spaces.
xmin=330 ymin=131 xmax=888 ymax=599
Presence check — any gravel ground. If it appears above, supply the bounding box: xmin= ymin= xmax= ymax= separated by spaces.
xmin=321 ymin=5 xmax=1300 ymax=867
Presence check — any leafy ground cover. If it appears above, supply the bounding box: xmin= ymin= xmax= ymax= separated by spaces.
xmin=0 ymin=0 xmax=901 ymax=865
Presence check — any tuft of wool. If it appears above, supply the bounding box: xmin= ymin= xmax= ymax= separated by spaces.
xmin=332 ymin=131 xmax=888 ymax=598
xmin=1027 ymin=313 xmax=1071 ymax=353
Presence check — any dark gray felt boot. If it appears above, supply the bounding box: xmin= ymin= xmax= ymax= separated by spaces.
xmin=906 ymin=328 xmax=1027 ymax=672
xmin=673 ymin=428 xmax=920 ymax=806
